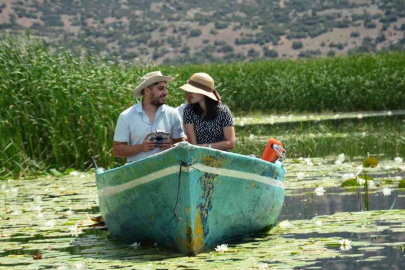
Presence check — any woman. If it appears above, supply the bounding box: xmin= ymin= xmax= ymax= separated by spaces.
xmin=179 ymin=72 xmax=235 ymax=151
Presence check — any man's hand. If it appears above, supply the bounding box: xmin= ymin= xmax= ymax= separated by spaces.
xmin=141 ymin=134 xmax=157 ymax=152
xmin=159 ymin=141 xmax=172 ymax=150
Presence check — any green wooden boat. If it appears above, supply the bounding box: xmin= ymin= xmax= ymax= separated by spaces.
xmin=95 ymin=142 xmax=285 ymax=255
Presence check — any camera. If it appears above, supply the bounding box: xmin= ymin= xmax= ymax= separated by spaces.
xmin=149 ymin=130 xmax=171 ymax=145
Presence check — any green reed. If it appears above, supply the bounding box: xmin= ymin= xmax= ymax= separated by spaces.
xmin=1 ymin=35 xmax=405 ymax=178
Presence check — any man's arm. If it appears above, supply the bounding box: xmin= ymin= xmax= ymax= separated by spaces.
xmin=113 ymin=134 xmax=156 ymax=157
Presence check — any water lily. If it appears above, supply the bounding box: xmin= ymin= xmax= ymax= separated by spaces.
xmin=258 ymin=263 xmax=269 ymax=269
xmin=395 ymin=157 xmax=403 ymax=164
xmin=342 ymin=173 xmax=356 ymax=180
xmin=70 ymin=171 xmax=79 ymax=176
xmin=215 ymin=244 xmax=228 ymax=253
xmin=249 ymin=134 xmax=255 ymax=140
xmin=383 ymin=188 xmax=392 ymax=196
xmin=75 ymin=263 xmax=86 ymax=269
xmin=66 ymin=209 xmax=73 ymax=215
xmin=357 ymin=178 xmax=365 ymax=185
xmin=357 ymin=114 xmax=363 ymax=119
xmin=45 ymin=220 xmax=55 ymax=228
xmin=339 ymin=239 xmax=352 ymax=251
xmin=240 ymin=121 xmax=245 ymax=127
xmin=297 ymin=172 xmax=306 ymax=180
xmin=269 ymin=118 xmax=274 ymax=125
xmin=33 ymin=205 xmax=42 ymax=212
xmin=335 ymin=153 xmax=345 ymax=165
xmin=305 ymin=158 xmax=314 ymax=166
xmin=56 ymin=266 xmax=67 ymax=270
xmin=130 ymin=242 xmax=141 ymax=249
xmin=315 ymin=187 xmax=325 ymax=196
xmin=388 ymin=111 xmax=393 ymax=116
xmin=315 ymin=220 xmax=322 ymax=226
xmin=279 ymin=220 xmax=293 ymax=228
xmin=69 ymin=224 xmax=82 ymax=237
xmin=335 ymin=160 xmax=343 ymax=165
xmin=394 ymin=176 xmax=402 ymax=181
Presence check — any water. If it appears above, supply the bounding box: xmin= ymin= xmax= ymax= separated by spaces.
xmin=0 ymin=157 xmax=405 ymax=269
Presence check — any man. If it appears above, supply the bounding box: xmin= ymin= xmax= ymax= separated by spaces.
xmin=113 ymin=71 xmax=186 ymax=163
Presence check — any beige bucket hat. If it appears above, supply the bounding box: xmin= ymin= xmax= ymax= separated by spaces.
xmin=179 ymin=73 xmax=221 ymax=102
xmin=133 ymin=71 xmax=174 ymax=98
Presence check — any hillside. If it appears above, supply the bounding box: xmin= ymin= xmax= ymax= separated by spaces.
xmin=0 ymin=0 xmax=404 ymax=64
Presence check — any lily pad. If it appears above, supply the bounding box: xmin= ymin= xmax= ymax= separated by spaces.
xmin=363 ymin=157 xmax=378 ymax=168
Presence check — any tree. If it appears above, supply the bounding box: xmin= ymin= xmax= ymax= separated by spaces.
xmin=292 ymin=41 xmax=303 ymax=50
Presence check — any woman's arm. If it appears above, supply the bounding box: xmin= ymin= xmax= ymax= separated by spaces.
xmin=208 ymin=126 xmax=235 ymax=150
xmin=185 ymin=123 xmax=198 ymax=144
xmin=186 ymin=124 xmax=235 ymax=151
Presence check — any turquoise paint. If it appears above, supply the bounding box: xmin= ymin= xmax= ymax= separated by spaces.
xmin=96 ymin=142 xmax=285 ymax=255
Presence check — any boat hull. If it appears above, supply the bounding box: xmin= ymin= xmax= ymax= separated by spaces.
xmin=96 ymin=142 xmax=285 ymax=255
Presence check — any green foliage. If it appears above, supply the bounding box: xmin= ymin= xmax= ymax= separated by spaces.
xmin=327 ymin=50 xmax=336 ymax=57
xmin=2 ymin=36 xmax=405 ymax=176
xmin=263 ymin=48 xmax=278 ymax=58
xmin=189 ymin=28 xmax=202 ymax=38
xmin=292 ymin=41 xmax=303 ymax=50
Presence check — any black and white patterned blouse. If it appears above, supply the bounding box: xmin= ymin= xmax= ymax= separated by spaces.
xmin=183 ymin=104 xmax=234 ymax=144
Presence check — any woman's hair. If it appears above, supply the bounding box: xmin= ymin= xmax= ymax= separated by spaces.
xmin=191 ymin=96 xmax=219 ymax=120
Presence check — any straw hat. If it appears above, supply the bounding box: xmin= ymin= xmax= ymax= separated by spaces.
xmin=179 ymin=73 xmax=221 ymax=102
xmin=133 ymin=71 xmax=174 ymax=98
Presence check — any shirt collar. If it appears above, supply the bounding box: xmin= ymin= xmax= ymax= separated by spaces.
xmin=135 ymin=101 xmax=166 ymax=113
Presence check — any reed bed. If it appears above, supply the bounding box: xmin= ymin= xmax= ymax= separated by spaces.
xmin=1 ymin=35 xmax=405 ymax=178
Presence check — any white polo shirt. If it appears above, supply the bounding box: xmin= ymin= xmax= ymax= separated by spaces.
xmin=114 ymin=102 xmax=185 ymax=163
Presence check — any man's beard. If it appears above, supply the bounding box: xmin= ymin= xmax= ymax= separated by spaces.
xmin=150 ymin=92 xmax=165 ymax=107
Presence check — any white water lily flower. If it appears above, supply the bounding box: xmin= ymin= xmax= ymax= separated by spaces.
xmin=315 ymin=220 xmax=323 ymax=226
xmin=37 ymin=213 xmax=44 ymax=218
xmin=305 ymin=158 xmax=314 ymax=166
xmin=395 ymin=157 xmax=403 ymax=164
xmin=342 ymin=173 xmax=356 ymax=180
xmin=57 ymin=266 xmax=67 ymax=270
xmin=215 ymin=244 xmax=228 ymax=253
xmin=269 ymin=118 xmax=275 ymax=125
xmin=130 ymin=242 xmax=141 ymax=249
xmin=297 ymin=172 xmax=306 ymax=180
xmin=382 ymin=188 xmax=392 ymax=196
xmin=33 ymin=205 xmax=42 ymax=212
xmin=240 ymin=121 xmax=245 ymax=127
xmin=335 ymin=153 xmax=345 ymax=164
xmin=258 ymin=263 xmax=269 ymax=269
xmin=69 ymin=225 xmax=82 ymax=237
xmin=315 ymin=187 xmax=325 ymax=196
xmin=279 ymin=220 xmax=293 ymax=228
xmin=357 ymin=114 xmax=363 ymax=119
xmin=309 ymin=133 xmax=316 ymax=138
xmin=394 ymin=176 xmax=402 ymax=181
xmin=80 ymin=174 xmax=86 ymax=178
xmin=75 ymin=263 xmax=86 ymax=269
xmin=12 ymin=210 xmax=22 ymax=215
xmin=388 ymin=111 xmax=393 ymax=116
xmin=45 ymin=220 xmax=55 ymax=228
xmin=1 ymin=184 xmax=6 ymax=191
xmin=66 ymin=209 xmax=73 ymax=215
xmin=334 ymin=114 xmax=340 ymax=119
xmin=249 ymin=134 xmax=255 ymax=140
xmin=368 ymin=181 xmax=376 ymax=189
xmin=339 ymin=239 xmax=352 ymax=251
xmin=69 ymin=171 xmax=79 ymax=176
